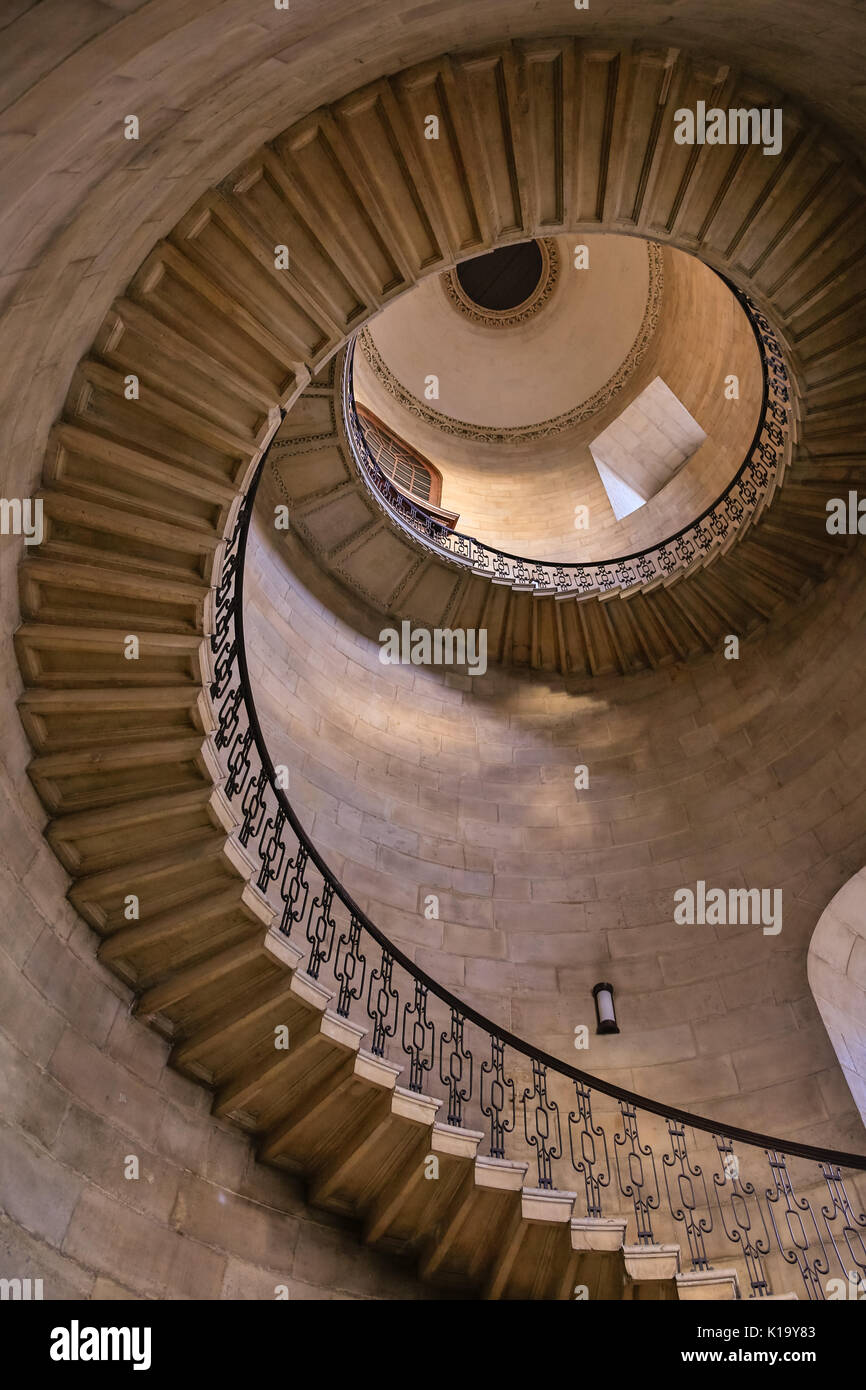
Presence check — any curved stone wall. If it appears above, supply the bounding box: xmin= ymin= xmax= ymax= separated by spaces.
xmin=248 ymin=478 xmax=866 ymax=1158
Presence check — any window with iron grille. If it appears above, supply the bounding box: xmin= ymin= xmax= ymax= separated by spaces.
xmin=357 ymin=410 xmax=441 ymax=506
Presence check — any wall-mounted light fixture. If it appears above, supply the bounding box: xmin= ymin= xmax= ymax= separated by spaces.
xmin=592 ymin=982 xmax=619 ymax=1035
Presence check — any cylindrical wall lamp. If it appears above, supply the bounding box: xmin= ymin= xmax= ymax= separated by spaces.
xmin=592 ymin=982 xmax=619 ymax=1035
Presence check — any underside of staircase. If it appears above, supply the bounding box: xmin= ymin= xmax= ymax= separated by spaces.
xmin=13 ymin=39 xmax=866 ymax=1297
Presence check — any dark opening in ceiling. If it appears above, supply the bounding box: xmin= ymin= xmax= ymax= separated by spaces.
xmin=455 ymin=240 xmax=544 ymax=312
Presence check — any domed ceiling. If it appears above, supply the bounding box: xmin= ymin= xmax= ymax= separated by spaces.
xmin=353 ymin=233 xmax=763 ymax=564
xmin=358 ymin=234 xmax=658 ymax=432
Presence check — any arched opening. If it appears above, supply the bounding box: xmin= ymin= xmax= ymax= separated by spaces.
xmin=809 ymin=870 xmax=866 ymax=1128
xmin=455 ymin=240 xmax=544 ymax=312
xmin=355 ymin=402 xmax=446 ymax=508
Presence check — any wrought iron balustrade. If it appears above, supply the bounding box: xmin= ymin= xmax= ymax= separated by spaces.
xmin=207 ymin=296 xmax=866 ymax=1302
xmin=342 ymin=276 xmax=791 ymax=599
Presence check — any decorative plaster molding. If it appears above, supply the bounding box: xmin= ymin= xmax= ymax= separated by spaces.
xmin=357 ymin=242 xmax=665 ymax=444
xmin=270 ymin=396 xmax=337 ymax=448
xmin=268 ymin=455 xmax=420 ymax=614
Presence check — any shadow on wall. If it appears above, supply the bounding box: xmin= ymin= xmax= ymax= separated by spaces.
xmin=809 ymin=870 xmax=866 ymax=1127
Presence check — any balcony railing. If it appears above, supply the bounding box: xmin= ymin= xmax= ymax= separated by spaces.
xmin=208 ymin=300 xmax=866 ymax=1302
xmin=342 ymin=276 xmax=791 ymax=599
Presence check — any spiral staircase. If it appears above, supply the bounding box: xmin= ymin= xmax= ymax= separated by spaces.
xmin=12 ymin=40 xmax=866 ymax=1299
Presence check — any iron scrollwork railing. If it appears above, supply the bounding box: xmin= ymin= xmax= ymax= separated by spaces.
xmin=209 ymin=303 xmax=865 ymax=1303
xmin=342 ymin=277 xmax=791 ymax=601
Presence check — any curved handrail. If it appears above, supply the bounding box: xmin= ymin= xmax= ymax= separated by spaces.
xmin=343 ymin=275 xmax=791 ymax=598
xmin=208 ymin=304 xmax=865 ymax=1300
